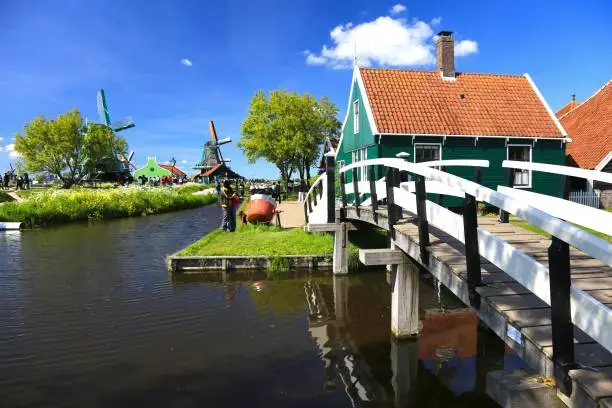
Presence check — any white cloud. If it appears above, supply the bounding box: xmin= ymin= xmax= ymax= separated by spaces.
xmin=180 ymin=159 xmax=188 ymax=164
xmin=0 ymin=136 xmax=4 ymax=141
xmin=431 ymin=17 xmax=442 ymax=25
xmin=180 ymin=58 xmax=193 ymax=67
xmin=5 ymin=143 xmax=22 ymax=158
xmin=0 ymin=146 xmax=3 ymax=152
xmin=455 ymin=39 xmax=478 ymax=56
xmin=390 ymin=4 xmax=407 ymax=15
xmin=305 ymin=14 xmax=478 ymax=69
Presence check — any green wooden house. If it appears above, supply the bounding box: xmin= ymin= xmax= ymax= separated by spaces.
xmin=335 ymin=31 xmax=570 ymax=204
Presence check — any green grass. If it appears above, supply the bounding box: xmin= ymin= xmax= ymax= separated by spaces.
xmin=0 ymin=187 xmax=217 ymax=228
xmin=178 ymin=224 xmax=334 ymax=256
xmin=0 ymin=191 xmax=15 ymax=203
xmin=485 ymin=214 xmax=612 ymax=242
xmin=174 ymin=183 xmax=213 ymax=195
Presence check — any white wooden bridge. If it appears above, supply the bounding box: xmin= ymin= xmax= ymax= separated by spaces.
xmin=304 ymin=153 xmax=612 ymax=408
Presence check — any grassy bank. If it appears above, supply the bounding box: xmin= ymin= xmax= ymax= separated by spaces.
xmin=0 ymin=191 xmax=15 ymax=203
xmin=178 ymin=223 xmax=389 ymax=272
xmin=0 ymin=187 xmax=217 ymax=228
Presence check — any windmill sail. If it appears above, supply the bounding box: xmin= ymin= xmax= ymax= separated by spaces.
xmin=97 ymin=89 xmax=111 ymax=126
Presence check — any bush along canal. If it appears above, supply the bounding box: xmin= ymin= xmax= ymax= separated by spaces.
xmin=0 ymin=185 xmax=217 ymax=228
xmin=0 ymin=203 xmax=529 ymax=406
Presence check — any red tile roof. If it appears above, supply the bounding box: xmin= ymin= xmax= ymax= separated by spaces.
xmin=556 ymin=100 xmax=581 ymax=118
xmin=159 ymin=164 xmax=186 ymax=176
xmin=561 ymin=81 xmax=612 ymax=169
xmin=202 ymin=164 xmax=223 ymax=177
xmin=359 ymin=67 xmax=565 ymax=138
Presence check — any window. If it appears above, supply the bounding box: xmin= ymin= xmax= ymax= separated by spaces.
xmin=414 ymin=143 xmax=441 ymax=163
xmin=338 ymin=160 xmax=345 ymax=169
xmin=359 ymin=148 xmax=368 ymax=181
xmin=507 ymin=145 xmax=532 ymax=187
xmin=353 ymin=100 xmax=360 ymax=134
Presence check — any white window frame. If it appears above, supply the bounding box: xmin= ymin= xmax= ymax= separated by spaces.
xmin=413 ymin=143 xmax=442 ymax=165
xmin=338 ymin=160 xmax=345 ymax=169
xmin=353 ymin=100 xmax=360 ymax=134
xmin=507 ymin=144 xmax=533 ymax=189
xmin=360 ymin=148 xmax=368 ymax=181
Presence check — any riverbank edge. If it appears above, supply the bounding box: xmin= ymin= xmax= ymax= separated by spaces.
xmin=167 ymin=253 xmax=333 ymax=273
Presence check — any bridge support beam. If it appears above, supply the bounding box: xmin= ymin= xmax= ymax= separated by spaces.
xmin=360 ymin=248 xmax=420 ymax=338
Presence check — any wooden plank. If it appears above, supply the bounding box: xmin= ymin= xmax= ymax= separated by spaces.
xmin=572 ymin=278 xmax=612 ymax=291
xmin=504 ymin=308 xmax=552 ymax=327
xmin=487 ymin=294 xmax=549 ymax=311
xmin=359 ymin=249 xmax=405 ymax=266
xmin=569 ymin=367 xmax=612 ymax=402
xmin=585 ymin=290 xmax=612 ymax=305
xmin=475 ymin=282 xmax=532 ymax=297
xmin=522 ymin=325 xmax=594 ymax=347
xmin=544 ymin=343 xmax=612 ymax=368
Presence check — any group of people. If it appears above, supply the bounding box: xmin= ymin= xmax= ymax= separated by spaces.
xmin=136 ymin=174 xmax=187 ymax=187
xmin=2 ymin=172 xmax=30 ymax=190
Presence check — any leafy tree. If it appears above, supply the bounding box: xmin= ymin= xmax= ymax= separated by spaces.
xmin=14 ymin=109 xmax=127 ymax=188
xmin=239 ymin=90 xmax=340 ymax=187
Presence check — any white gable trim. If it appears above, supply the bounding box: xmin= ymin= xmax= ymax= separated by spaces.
xmin=523 ymin=73 xmax=568 ymax=137
xmin=336 ymin=66 xmax=378 ymax=158
xmin=595 ymin=151 xmax=612 ymax=172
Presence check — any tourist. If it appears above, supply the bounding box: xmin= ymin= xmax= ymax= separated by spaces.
xmin=273 ymin=182 xmax=282 ymax=204
xmin=23 ymin=173 xmax=30 ymax=190
xmin=215 ymin=180 xmax=221 ymax=197
xmin=298 ymin=180 xmax=305 ymax=202
xmin=4 ymin=172 xmax=10 ymax=190
xmin=220 ymin=180 xmax=237 ymax=232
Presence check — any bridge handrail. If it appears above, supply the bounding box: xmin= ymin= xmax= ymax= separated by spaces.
xmin=498 ymin=186 xmax=612 ymax=237
xmin=503 ymin=160 xmax=612 ymax=184
xmin=306 ymin=173 xmax=325 ymax=198
xmin=419 ymin=159 xmax=490 ymax=168
xmin=340 ymin=158 xmax=612 ymax=266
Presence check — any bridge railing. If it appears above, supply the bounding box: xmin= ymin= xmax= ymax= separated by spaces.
xmin=330 ymin=157 xmax=612 ymax=386
xmin=500 ymin=160 xmax=612 ymax=236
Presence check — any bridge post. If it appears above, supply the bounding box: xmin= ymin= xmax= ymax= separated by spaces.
xmin=391 ymin=338 xmax=418 ymax=407
xmin=303 ymin=201 xmax=309 ymax=223
xmin=500 ymin=168 xmax=514 ymax=223
xmin=437 ymin=165 xmax=446 ymax=206
xmin=369 ymin=166 xmax=378 ymax=223
xmin=307 ymin=194 xmax=313 ymax=213
xmin=385 ymin=167 xmax=398 ymax=239
xmin=351 ymin=168 xmax=360 ymax=217
xmin=415 ymin=175 xmax=430 ymax=265
xmin=391 ymin=258 xmax=420 ymax=338
xmin=463 ymin=192 xmax=482 ymax=309
xmin=333 ymin=221 xmax=348 ymax=275
xmin=325 ymin=153 xmax=336 ymax=223
xmin=339 ymin=172 xmax=347 ymax=210
xmin=548 ymin=236 xmax=577 ymax=395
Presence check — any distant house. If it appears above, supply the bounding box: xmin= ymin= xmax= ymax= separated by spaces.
xmin=335 ymin=31 xmax=570 ymax=204
xmin=556 ymin=80 xmax=612 ymax=205
xmin=159 ymin=164 xmax=187 ymax=179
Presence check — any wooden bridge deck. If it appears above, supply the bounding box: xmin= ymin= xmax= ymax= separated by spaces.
xmin=345 ymin=205 xmax=612 ymax=408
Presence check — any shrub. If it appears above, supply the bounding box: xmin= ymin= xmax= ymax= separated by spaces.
xmin=0 ymin=186 xmax=217 ymax=228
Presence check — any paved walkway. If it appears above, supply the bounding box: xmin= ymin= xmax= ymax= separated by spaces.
xmin=277 ymin=200 xmax=305 ymax=228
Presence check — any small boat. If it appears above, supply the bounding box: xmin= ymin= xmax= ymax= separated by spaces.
xmin=246 ymin=194 xmax=277 ymax=224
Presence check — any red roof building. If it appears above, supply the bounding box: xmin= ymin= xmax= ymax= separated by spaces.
xmin=159 ymin=164 xmax=186 ymax=177
xmin=558 ymin=81 xmax=612 ymax=171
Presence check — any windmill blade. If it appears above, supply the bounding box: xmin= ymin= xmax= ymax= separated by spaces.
xmin=215 ymin=137 xmax=231 ymax=146
xmin=209 ymin=120 xmax=218 ymax=144
xmin=97 ymin=89 xmax=111 ymax=126
xmin=222 ymin=158 xmax=232 ymax=163
xmin=128 ymin=151 xmax=134 ymax=162
xmin=217 ymin=146 xmax=224 ymax=164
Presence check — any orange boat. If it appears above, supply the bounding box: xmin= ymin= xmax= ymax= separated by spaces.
xmin=246 ymin=194 xmax=277 ymax=224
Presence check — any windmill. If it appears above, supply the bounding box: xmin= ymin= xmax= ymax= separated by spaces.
xmin=193 ymin=120 xmax=232 ymax=172
xmin=97 ymin=89 xmax=135 ymax=132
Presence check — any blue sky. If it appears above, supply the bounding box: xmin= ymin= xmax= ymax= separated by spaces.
xmin=0 ymin=0 xmax=610 ymax=178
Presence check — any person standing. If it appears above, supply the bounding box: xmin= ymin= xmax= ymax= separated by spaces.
xmin=220 ymin=180 xmax=238 ymax=232
xmin=23 ymin=173 xmax=30 ymax=190
xmin=298 ymin=179 xmax=305 ymax=202
xmin=274 ymin=181 xmax=281 ymax=204
xmin=215 ymin=180 xmax=221 ymax=198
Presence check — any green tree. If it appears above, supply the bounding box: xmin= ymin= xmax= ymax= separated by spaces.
xmin=239 ymin=90 xmax=340 ymax=187
xmin=14 ymin=109 xmax=127 ymax=188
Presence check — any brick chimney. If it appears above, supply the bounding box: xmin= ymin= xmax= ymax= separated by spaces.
xmin=436 ymin=31 xmax=455 ymax=78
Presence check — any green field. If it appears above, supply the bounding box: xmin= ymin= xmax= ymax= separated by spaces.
xmin=0 ymin=187 xmax=217 ymax=228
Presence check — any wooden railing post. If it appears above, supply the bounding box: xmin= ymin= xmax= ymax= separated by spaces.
xmin=500 ymin=168 xmax=514 ymax=223
xmin=369 ymin=166 xmax=378 ymax=223
xmin=415 ymin=174 xmax=430 ymax=265
xmin=307 ymin=193 xmax=313 ymax=213
xmin=463 ymin=192 xmax=482 ymax=308
xmin=340 ymin=172 xmax=347 ymax=209
xmin=385 ymin=167 xmax=398 ymax=239
xmin=313 ymin=184 xmax=318 ymax=206
xmin=303 ymin=201 xmax=309 ymax=223
xmin=352 ymin=168 xmax=360 ymax=217
xmin=325 ymin=154 xmax=336 ymax=223
xmin=396 ymin=152 xmax=410 ymax=221
xmin=548 ymin=236 xmax=577 ymax=395
xmin=437 ymin=165 xmax=446 ymax=206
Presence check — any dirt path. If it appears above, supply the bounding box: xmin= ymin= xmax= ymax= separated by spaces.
xmin=276 ymin=201 xmax=305 ymax=228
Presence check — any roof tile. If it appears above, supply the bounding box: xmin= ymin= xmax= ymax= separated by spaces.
xmin=359 ymin=67 xmax=564 ymax=138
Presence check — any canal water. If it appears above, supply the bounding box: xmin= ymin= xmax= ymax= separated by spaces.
xmin=0 ymin=206 xmax=525 ymax=407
